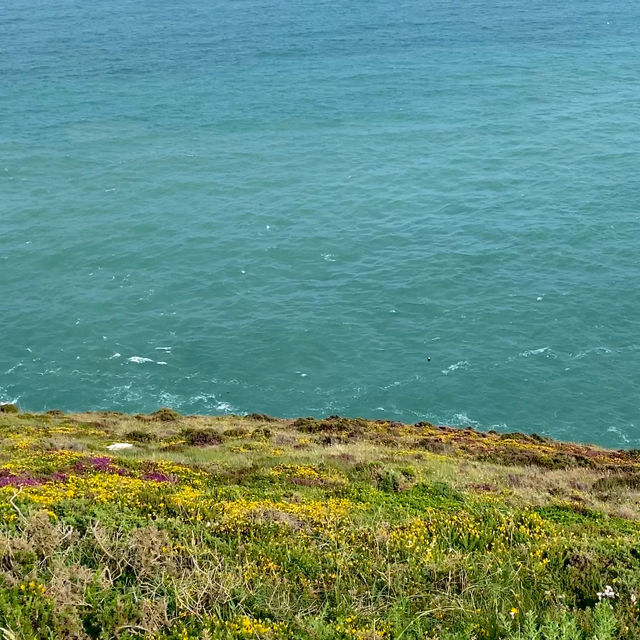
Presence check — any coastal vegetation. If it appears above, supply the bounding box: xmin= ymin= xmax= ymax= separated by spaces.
xmin=0 ymin=407 xmax=639 ymax=639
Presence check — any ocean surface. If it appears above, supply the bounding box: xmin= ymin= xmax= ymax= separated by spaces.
xmin=2 ymin=0 xmax=639 ymax=447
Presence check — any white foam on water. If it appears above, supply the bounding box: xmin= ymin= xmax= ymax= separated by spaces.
xmin=37 ymin=368 xmax=61 ymax=376
xmin=178 ymin=393 xmax=237 ymax=414
xmin=0 ymin=390 xmax=19 ymax=405
xmin=156 ymin=361 xmax=168 ymax=365
xmin=441 ymin=360 xmax=469 ymax=375
xmin=187 ymin=393 xmax=217 ymax=404
xmin=108 ymin=382 xmax=140 ymax=404
xmin=607 ymin=426 xmax=629 ymax=444
xmin=155 ymin=346 xmax=172 ymax=352
xmin=107 ymin=353 xmax=121 ymax=359
xmin=127 ymin=356 xmax=154 ymax=364
xmin=572 ymin=346 xmax=612 ymax=360
xmin=5 ymin=363 xmax=23 ymax=374
xmin=519 ymin=347 xmax=555 ymax=358
xmin=453 ymin=412 xmax=480 ymax=427
xmin=157 ymin=392 xmax=182 ymax=408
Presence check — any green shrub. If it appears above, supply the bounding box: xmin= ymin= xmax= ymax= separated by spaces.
xmin=0 ymin=404 xmax=18 ymax=414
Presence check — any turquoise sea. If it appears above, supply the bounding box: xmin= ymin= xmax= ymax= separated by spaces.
xmin=2 ymin=0 xmax=639 ymax=447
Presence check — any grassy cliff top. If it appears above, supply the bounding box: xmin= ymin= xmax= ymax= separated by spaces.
xmin=0 ymin=407 xmax=638 ymax=639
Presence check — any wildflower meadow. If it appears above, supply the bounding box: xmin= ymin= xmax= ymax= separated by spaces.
xmin=0 ymin=406 xmax=638 ymax=639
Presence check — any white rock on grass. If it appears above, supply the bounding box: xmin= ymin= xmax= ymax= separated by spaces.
xmin=106 ymin=442 xmax=134 ymax=451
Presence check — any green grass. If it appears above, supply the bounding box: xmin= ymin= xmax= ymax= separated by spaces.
xmin=0 ymin=407 xmax=638 ymax=639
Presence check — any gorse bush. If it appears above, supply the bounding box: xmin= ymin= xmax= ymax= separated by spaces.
xmin=0 ymin=411 xmax=638 ymax=639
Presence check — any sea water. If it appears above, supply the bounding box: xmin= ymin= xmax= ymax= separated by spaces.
xmin=2 ymin=0 xmax=639 ymax=447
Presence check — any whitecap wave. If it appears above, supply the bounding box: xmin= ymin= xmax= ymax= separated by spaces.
xmin=453 ymin=412 xmax=480 ymax=427
xmin=127 ymin=356 xmax=153 ymax=364
xmin=0 ymin=389 xmax=19 ymax=405
xmin=182 ymin=393 xmax=236 ymax=414
xmin=572 ymin=346 xmax=612 ymax=360
xmin=441 ymin=360 xmax=469 ymax=375
xmin=519 ymin=346 xmax=555 ymax=358
xmin=607 ymin=425 xmax=630 ymax=444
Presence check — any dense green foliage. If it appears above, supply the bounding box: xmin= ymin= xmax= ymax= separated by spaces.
xmin=0 ymin=409 xmax=638 ymax=639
